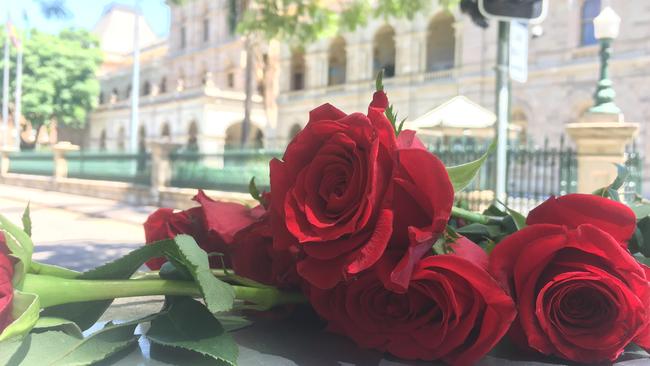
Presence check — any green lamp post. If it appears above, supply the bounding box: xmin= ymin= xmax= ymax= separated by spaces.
xmin=589 ymin=6 xmax=622 ymax=115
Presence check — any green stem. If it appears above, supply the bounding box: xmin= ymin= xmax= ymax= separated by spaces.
xmin=451 ymin=206 xmax=502 ymax=225
xmin=21 ymin=274 xmax=307 ymax=309
xmin=29 ymin=261 xmax=81 ymax=279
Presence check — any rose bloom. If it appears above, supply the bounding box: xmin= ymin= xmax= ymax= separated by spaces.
xmin=381 ymin=130 xmax=453 ymax=293
xmin=270 ymin=92 xmax=453 ymax=291
xmin=489 ymin=194 xmax=650 ymax=363
xmin=144 ymin=190 xmax=257 ymax=269
xmin=231 ymin=213 xmax=300 ymax=289
xmin=0 ymin=236 xmax=13 ymax=331
xmin=270 ymin=91 xmax=397 ymax=289
xmin=310 ymin=237 xmax=516 ymax=366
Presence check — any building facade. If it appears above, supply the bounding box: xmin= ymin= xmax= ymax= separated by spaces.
xmin=89 ymin=1 xmax=270 ymax=155
xmin=90 ymin=0 xmax=650 ymax=189
xmin=275 ymin=0 xmax=650 ymax=189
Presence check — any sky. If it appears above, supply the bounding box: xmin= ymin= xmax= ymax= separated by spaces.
xmin=1 ymin=0 xmax=170 ymax=37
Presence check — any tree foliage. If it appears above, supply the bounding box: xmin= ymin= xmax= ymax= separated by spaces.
xmin=235 ymin=0 xmax=485 ymax=45
xmin=0 ymin=28 xmax=102 ymax=132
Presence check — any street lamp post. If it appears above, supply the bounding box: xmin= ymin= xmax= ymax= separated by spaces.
xmin=589 ymin=6 xmax=621 ymax=115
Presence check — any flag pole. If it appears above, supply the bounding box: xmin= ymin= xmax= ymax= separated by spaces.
xmin=1 ymin=19 xmax=9 ymax=149
xmin=13 ymin=36 xmax=22 ymax=151
xmin=129 ymin=1 xmax=141 ymax=153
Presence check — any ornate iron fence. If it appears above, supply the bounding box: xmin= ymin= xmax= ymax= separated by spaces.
xmin=427 ymin=138 xmax=578 ymax=213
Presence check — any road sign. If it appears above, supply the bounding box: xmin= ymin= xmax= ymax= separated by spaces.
xmin=478 ymin=0 xmax=548 ymax=24
xmin=509 ymin=20 xmax=529 ymax=83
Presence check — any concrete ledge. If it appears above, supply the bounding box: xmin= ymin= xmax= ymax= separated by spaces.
xmin=0 ymin=173 xmax=257 ymax=209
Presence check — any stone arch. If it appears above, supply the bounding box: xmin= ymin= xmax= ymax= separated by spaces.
xmin=138 ymin=125 xmax=147 ymax=153
xmin=426 ymin=12 xmax=455 ymax=72
xmin=373 ymin=25 xmax=396 ymax=77
xmin=117 ymin=126 xmax=126 ymax=151
xmin=328 ymin=36 xmax=347 ymax=86
xmin=142 ymin=81 xmax=151 ymax=96
xmin=290 ymin=49 xmax=306 ymax=91
xmin=99 ymin=129 xmax=107 ymax=151
xmin=160 ymin=77 xmax=167 ymax=94
xmin=225 ymin=121 xmax=264 ymax=149
xmin=511 ymin=107 xmax=529 ymax=143
xmin=161 ymin=122 xmax=171 ymax=138
xmin=187 ymin=120 xmax=199 ymax=151
xmin=288 ymin=123 xmax=302 ymax=140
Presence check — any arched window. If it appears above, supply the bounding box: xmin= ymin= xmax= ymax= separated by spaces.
xmin=289 ymin=123 xmax=302 ymax=140
xmin=142 ymin=81 xmax=151 ymax=96
xmin=426 ymin=13 xmax=455 ymax=72
xmin=138 ymin=125 xmax=147 ymax=153
xmin=160 ymin=77 xmax=167 ymax=94
xmin=126 ymin=84 xmax=132 ymax=99
xmin=111 ymin=88 xmax=118 ymax=103
xmin=117 ymin=126 xmax=126 ymax=151
xmin=580 ymin=0 xmax=601 ymax=46
xmin=511 ymin=108 xmax=529 ymax=143
xmin=328 ymin=37 xmax=347 ymax=86
xmin=99 ymin=129 xmax=107 ymax=150
xmin=161 ymin=122 xmax=171 ymax=138
xmin=373 ymin=25 xmax=396 ymax=78
xmin=187 ymin=121 xmax=199 ymax=151
xmin=225 ymin=122 xmax=263 ymax=149
xmin=290 ymin=49 xmax=306 ymax=91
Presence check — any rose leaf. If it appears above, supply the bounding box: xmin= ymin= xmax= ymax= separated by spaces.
xmin=146 ymin=297 xmax=238 ymax=366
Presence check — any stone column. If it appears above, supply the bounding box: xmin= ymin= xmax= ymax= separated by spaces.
xmin=566 ymin=112 xmax=639 ymax=193
xmin=149 ymin=140 xmax=182 ymax=193
xmin=52 ymin=142 xmax=80 ymax=180
xmin=0 ymin=149 xmax=16 ymax=176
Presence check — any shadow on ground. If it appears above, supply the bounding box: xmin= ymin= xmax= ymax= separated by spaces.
xmin=33 ymin=242 xmax=142 ymax=271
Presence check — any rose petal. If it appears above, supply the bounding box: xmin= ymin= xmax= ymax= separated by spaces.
xmin=527 ymin=194 xmax=636 ymax=245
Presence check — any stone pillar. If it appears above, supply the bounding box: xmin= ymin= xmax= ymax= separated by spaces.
xmin=0 ymin=149 xmax=16 ymax=176
xmin=149 ymin=140 xmax=182 ymax=193
xmin=566 ymin=112 xmax=639 ymax=193
xmin=52 ymin=142 xmax=80 ymax=180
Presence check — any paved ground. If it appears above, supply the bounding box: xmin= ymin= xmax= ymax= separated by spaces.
xmin=0 ymin=184 xmax=159 ymax=271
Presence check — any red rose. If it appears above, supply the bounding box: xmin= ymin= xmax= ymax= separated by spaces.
xmin=0 ymin=235 xmax=13 ymax=331
xmin=310 ymin=238 xmax=516 ymax=366
xmin=143 ymin=190 xmax=256 ymax=269
xmin=270 ymin=92 xmax=397 ymax=289
xmin=489 ymin=195 xmax=650 ymax=363
xmin=381 ymin=130 xmax=454 ymax=292
xmin=527 ymin=193 xmax=636 ymax=246
xmin=231 ymin=213 xmax=299 ymax=289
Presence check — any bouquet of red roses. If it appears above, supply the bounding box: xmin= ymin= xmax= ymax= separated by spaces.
xmin=140 ymin=78 xmax=650 ymax=365
xmin=0 ymin=77 xmax=648 ymax=365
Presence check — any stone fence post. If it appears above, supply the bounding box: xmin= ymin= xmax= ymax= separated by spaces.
xmin=0 ymin=149 xmax=16 ymax=176
xmin=149 ymin=140 xmax=182 ymax=200
xmin=566 ymin=112 xmax=639 ymax=193
xmin=52 ymin=142 xmax=80 ymax=180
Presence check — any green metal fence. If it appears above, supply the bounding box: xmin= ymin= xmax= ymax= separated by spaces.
xmin=169 ymin=149 xmax=283 ymax=192
xmin=66 ymin=151 xmax=151 ymax=185
xmin=7 ymin=152 xmax=55 ymax=176
xmin=427 ymin=138 xmax=579 ymax=212
xmin=2 ymin=140 xmax=643 ymax=210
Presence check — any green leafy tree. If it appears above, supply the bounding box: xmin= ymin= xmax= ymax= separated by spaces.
xmin=236 ymin=0 xmax=486 ymax=46
xmin=0 ymin=29 xmax=102 ymax=148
